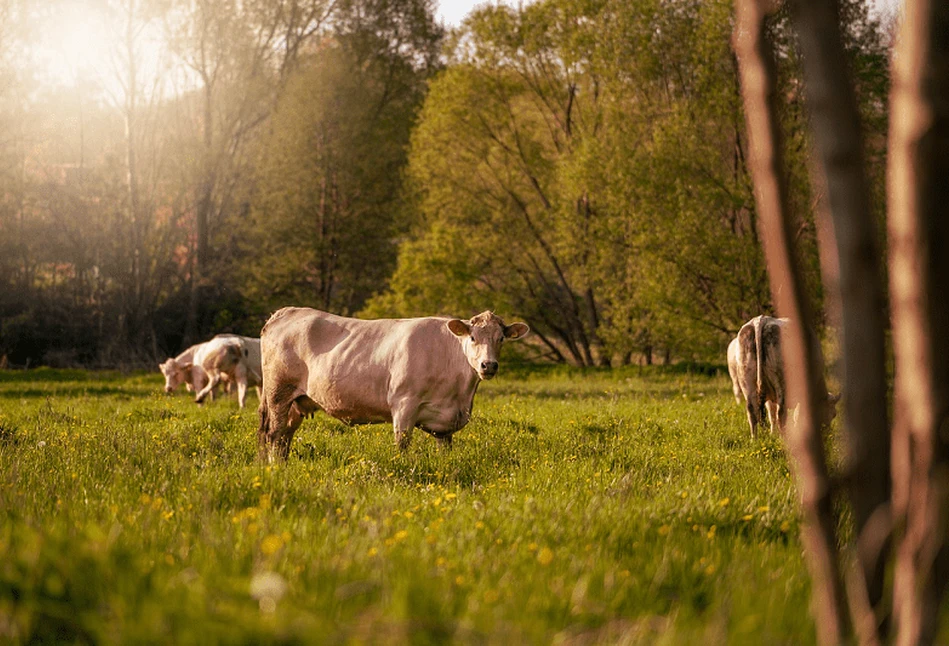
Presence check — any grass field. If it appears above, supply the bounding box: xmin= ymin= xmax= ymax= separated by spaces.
xmin=0 ymin=365 xmax=819 ymax=644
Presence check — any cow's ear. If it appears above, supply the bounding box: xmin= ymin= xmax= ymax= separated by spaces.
xmin=447 ymin=319 xmax=470 ymax=337
xmin=504 ymin=322 xmax=530 ymax=340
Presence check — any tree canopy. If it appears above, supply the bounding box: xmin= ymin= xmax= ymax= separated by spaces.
xmin=0 ymin=0 xmax=891 ymax=366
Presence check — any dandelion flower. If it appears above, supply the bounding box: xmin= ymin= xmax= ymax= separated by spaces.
xmin=537 ymin=547 xmax=554 ymax=565
xmin=260 ymin=534 xmax=283 ymax=555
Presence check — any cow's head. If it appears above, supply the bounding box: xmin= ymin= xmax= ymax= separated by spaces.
xmin=447 ymin=311 xmax=530 ymax=380
xmin=159 ymin=358 xmax=192 ymax=393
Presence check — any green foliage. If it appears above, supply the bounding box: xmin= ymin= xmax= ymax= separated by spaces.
xmin=367 ymin=0 xmax=891 ymax=364
xmin=0 ymin=367 xmax=826 ymax=642
xmin=243 ymin=0 xmax=443 ymax=317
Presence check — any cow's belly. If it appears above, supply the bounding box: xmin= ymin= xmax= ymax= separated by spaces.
xmin=306 ymin=376 xmax=392 ymax=425
xmin=416 ymin=402 xmax=471 ymax=434
xmin=322 ymin=404 xmax=391 ymax=425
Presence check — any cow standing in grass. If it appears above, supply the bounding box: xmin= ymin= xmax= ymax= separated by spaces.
xmin=727 ymin=315 xmax=839 ymax=438
xmin=159 ymin=335 xmax=262 ymax=409
xmin=257 ymin=308 xmax=530 ymax=462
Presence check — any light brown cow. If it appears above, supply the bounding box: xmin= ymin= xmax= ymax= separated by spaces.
xmin=257 ymin=308 xmax=530 ymax=461
xmin=727 ymin=315 xmax=839 ymax=439
xmin=159 ymin=335 xmax=262 ymax=409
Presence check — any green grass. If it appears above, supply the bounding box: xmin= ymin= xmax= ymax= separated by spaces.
xmin=0 ymin=365 xmax=816 ymax=644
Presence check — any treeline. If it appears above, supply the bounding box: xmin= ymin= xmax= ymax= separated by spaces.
xmin=0 ymin=0 xmax=891 ymax=368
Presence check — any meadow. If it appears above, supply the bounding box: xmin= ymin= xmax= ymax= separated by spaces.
xmin=0 ymin=365 xmax=819 ymax=644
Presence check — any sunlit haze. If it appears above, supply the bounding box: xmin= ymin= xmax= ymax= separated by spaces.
xmin=437 ymin=0 xmax=527 ymax=27
xmin=29 ymin=1 xmax=169 ymax=101
xmin=31 ymin=3 xmax=111 ymax=85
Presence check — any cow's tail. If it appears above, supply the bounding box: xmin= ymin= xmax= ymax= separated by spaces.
xmin=753 ymin=316 xmax=767 ymax=422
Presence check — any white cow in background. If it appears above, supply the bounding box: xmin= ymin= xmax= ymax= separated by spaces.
xmin=257 ymin=308 xmax=530 ymax=461
xmin=159 ymin=334 xmax=262 ymax=409
xmin=727 ymin=315 xmax=839 ymax=439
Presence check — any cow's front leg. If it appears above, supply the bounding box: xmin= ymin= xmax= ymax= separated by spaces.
xmin=195 ymin=372 xmax=222 ymax=404
xmin=391 ymin=401 xmax=419 ymax=451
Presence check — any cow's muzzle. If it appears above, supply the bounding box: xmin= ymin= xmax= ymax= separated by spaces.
xmin=479 ymin=361 xmax=499 ymax=379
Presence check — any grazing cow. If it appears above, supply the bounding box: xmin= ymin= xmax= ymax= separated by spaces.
xmin=257 ymin=308 xmax=530 ymax=462
xmin=159 ymin=335 xmax=263 ymax=409
xmin=727 ymin=315 xmax=839 ymax=439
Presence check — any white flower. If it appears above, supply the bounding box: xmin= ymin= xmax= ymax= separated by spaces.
xmin=250 ymin=571 xmax=288 ymax=614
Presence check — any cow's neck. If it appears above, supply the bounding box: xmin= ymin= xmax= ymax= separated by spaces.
xmin=176 ymin=344 xmax=198 ymax=364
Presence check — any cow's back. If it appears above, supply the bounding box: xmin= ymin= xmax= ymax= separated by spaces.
xmin=195 ymin=336 xmax=241 ymax=369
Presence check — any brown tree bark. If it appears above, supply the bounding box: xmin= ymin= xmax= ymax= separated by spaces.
xmin=790 ymin=1 xmax=891 ymax=640
xmin=887 ymin=0 xmax=949 ymax=643
xmin=733 ymin=1 xmax=849 ymax=643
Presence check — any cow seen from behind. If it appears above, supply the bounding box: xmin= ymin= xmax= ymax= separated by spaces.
xmin=727 ymin=315 xmax=839 ymax=439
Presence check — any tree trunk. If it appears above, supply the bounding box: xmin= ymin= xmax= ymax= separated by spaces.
xmin=185 ymin=77 xmax=216 ymax=344
xmin=123 ymin=0 xmax=142 ymax=351
xmin=733 ymin=1 xmax=849 ymax=643
xmin=887 ymin=0 xmax=949 ymax=642
xmin=791 ymin=1 xmax=892 ymax=639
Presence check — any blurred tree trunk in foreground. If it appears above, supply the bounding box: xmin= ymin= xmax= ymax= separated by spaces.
xmin=887 ymin=0 xmax=949 ymax=642
xmin=733 ymin=1 xmax=846 ymax=643
xmin=790 ymin=0 xmax=891 ymax=640
xmin=734 ymin=0 xmax=949 ymax=642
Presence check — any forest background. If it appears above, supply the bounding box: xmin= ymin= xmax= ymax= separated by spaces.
xmin=0 ymin=0 xmax=895 ymax=368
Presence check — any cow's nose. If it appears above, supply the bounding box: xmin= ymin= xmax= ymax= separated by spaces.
xmin=481 ymin=361 xmax=498 ymax=375
xmin=164 ymin=386 xmax=172 ymax=394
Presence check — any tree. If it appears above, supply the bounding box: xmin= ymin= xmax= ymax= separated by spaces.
xmin=163 ymin=0 xmax=336 ymax=342
xmin=371 ymin=0 xmax=791 ymax=364
xmin=245 ymin=0 xmax=443 ymax=316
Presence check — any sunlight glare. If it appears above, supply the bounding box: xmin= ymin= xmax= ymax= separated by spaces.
xmin=30 ymin=1 xmax=172 ymax=101
xmin=32 ymin=2 xmax=112 ymax=87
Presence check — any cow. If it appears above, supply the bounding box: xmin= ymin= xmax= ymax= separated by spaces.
xmin=256 ymin=308 xmax=530 ymax=462
xmin=727 ymin=315 xmax=839 ymax=439
xmin=159 ymin=335 xmax=262 ymax=409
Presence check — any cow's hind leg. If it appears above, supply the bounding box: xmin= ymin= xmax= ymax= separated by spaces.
xmin=775 ymin=396 xmax=788 ymax=434
xmin=273 ymin=398 xmax=312 ymax=461
xmin=765 ymin=400 xmax=780 ymax=434
xmin=745 ymin=394 xmax=760 ymax=440
xmin=258 ymin=384 xmax=297 ymax=462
